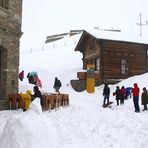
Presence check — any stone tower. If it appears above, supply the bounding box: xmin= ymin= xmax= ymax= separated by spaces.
xmin=0 ymin=0 xmax=22 ymax=110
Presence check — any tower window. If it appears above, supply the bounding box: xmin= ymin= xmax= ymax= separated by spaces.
xmin=0 ymin=0 xmax=9 ymax=9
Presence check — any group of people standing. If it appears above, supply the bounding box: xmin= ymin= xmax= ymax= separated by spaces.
xmin=32 ymin=77 xmax=62 ymax=107
xmin=19 ymin=70 xmax=42 ymax=88
xmin=19 ymin=77 xmax=62 ymax=111
xmin=114 ymin=86 xmax=132 ymax=106
xmin=103 ymin=83 xmax=148 ymax=112
xmin=19 ymin=70 xmax=62 ymax=110
xmin=19 ymin=71 xmax=62 ymax=94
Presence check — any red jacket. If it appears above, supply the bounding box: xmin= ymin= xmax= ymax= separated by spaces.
xmin=19 ymin=71 xmax=24 ymax=79
xmin=131 ymin=83 xmax=140 ymax=97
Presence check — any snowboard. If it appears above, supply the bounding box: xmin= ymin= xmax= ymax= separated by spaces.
xmin=102 ymin=101 xmax=113 ymax=108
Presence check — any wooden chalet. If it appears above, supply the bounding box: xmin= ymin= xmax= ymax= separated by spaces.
xmin=74 ymin=30 xmax=148 ymax=84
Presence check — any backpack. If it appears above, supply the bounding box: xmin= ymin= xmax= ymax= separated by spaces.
xmin=58 ymin=80 xmax=62 ymax=87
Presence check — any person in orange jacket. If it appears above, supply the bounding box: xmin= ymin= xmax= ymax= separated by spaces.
xmin=19 ymin=90 xmax=32 ymax=111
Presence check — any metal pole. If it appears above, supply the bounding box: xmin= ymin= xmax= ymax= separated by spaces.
xmin=136 ymin=13 xmax=148 ymax=37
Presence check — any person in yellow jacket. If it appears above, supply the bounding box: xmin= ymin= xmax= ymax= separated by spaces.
xmin=19 ymin=90 xmax=32 ymax=111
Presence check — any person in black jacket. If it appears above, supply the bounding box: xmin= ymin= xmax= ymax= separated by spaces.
xmin=53 ymin=77 xmax=62 ymax=94
xmin=33 ymin=86 xmax=43 ymax=106
xmin=114 ymin=86 xmax=121 ymax=106
xmin=102 ymin=83 xmax=110 ymax=106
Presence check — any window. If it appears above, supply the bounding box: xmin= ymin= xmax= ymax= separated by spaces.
xmin=86 ymin=59 xmax=94 ymax=65
xmin=121 ymin=59 xmax=128 ymax=74
xmin=0 ymin=0 xmax=9 ymax=9
xmin=85 ymin=59 xmax=96 ymax=70
xmin=96 ymin=58 xmax=100 ymax=72
xmin=147 ymin=58 xmax=148 ymax=71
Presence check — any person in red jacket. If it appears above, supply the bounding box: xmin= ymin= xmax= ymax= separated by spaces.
xmin=120 ymin=86 xmax=126 ymax=104
xmin=19 ymin=70 xmax=24 ymax=81
xmin=131 ymin=83 xmax=140 ymax=112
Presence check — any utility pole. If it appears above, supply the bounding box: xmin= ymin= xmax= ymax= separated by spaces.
xmin=136 ymin=13 xmax=148 ymax=37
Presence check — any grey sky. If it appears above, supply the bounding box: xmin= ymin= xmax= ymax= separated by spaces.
xmin=20 ymin=0 xmax=148 ymax=50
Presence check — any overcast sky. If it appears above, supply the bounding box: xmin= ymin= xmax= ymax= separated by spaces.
xmin=20 ymin=0 xmax=148 ymax=51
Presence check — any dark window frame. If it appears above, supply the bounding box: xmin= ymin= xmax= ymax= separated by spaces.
xmin=121 ymin=59 xmax=128 ymax=75
xmin=0 ymin=0 xmax=9 ymax=9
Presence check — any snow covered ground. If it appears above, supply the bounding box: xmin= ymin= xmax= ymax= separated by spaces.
xmin=0 ymin=34 xmax=148 ymax=148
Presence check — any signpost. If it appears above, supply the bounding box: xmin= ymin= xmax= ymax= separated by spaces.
xmin=86 ymin=64 xmax=95 ymax=93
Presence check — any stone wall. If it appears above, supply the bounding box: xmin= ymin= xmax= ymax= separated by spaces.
xmin=0 ymin=0 xmax=22 ymax=110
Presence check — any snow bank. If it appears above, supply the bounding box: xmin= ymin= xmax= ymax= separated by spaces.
xmin=0 ymin=98 xmax=58 ymax=148
xmin=29 ymin=97 xmax=42 ymax=114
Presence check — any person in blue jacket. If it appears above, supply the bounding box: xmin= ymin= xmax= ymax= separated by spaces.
xmin=125 ymin=87 xmax=132 ymax=99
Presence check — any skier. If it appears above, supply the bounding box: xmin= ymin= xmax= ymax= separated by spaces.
xmin=53 ymin=77 xmax=62 ymax=94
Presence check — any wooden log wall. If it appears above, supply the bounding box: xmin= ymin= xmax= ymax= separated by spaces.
xmin=102 ymin=40 xmax=147 ymax=79
xmin=76 ymin=32 xmax=148 ymax=81
xmin=83 ymin=37 xmax=101 ymax=70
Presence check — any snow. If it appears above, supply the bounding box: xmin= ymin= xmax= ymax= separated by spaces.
xmin=0 ymin=33 xmax=148 ymax=148
xmin=0 ymin=98 xmax=58 ymax=148
xmin=87 ymin=29 xmax=148 ymax=44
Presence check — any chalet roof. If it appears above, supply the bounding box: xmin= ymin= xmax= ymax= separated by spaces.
xmin=87 ymin=29 xmax=148 ymax=44
xmin=75 ymin=29 xmax=148 ymax=52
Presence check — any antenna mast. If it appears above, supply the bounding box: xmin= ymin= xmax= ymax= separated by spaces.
xmin=136 ymin=13 xmax=148 ymax=37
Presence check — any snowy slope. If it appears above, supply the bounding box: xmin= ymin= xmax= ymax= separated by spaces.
xmin=0 ymin=33 xmax=148 ymax=148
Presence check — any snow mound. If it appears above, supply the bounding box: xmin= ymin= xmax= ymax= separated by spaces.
xmin=29 ymin=97 xmax=42 ymax=114
xmin=0 ymin=99 xmax=58 ymax=148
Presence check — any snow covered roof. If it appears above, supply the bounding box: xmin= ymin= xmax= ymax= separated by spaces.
xmin=85 ymin=29 xmax=148 ymax=45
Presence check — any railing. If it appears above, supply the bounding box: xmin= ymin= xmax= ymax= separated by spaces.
xmin=8 ymin=93 xmax=69 ymax=111
xmin=42 ymin=93 xmax=69 ymax=111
